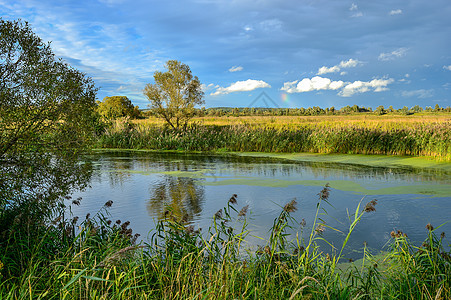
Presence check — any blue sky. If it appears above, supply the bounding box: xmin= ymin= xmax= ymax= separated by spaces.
xmin=1 ymin=0 xmax=451 ymax=109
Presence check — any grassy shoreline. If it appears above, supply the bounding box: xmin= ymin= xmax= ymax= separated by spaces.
xmin=96 ymin=116 xmax=451 ymax=162
xmin=1 ymin=188 xmax=449 ymax=299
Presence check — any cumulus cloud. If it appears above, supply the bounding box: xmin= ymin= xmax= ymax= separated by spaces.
xmin=317 ymin=65 xmax=340 ymax=75
xmin=389 ymin=9 xmax=402 ymax=15
xmin=339 ymin=59 xmax=360 ymax=68
xmin=339 ymin=78 xmax=395 ymax=97
xmin=229 ymin=66 xmax=243 ymax=72
xmin=401 ymin=89 xmax=434 ymax=98
xmin=378 ymin=48 xmax=408 ymax=61
xmin=211 ymin=79 xmax=270 ymax=95
xmin=443 ymin=65 xmax=451 ymax=71
xmin=350 ymin=3 xmax=358 ymax=11
xmin=281 ymin=76 xmax=344 ymax=93
xmin=282 ymin=76 xmax=394 ymax=97
xmin=317 ymin=58 xmax=361 ymax=75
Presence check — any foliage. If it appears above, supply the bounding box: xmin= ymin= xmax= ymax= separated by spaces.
xmin=96 ymin=96 xmax=140 ymax=120
xmin=195 ymin=105 xmax=450 ymax=117
xmin=0 ymin=18 xmax=98 ymax=272
xmin=144 ymin=60 xmax=204 ymax=130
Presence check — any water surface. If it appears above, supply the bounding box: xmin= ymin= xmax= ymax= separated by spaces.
xmin=70 ymin=151 xmax=451 ymax=258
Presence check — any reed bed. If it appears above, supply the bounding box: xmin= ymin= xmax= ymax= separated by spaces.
xmin=98 ymin=118 xmax=451 ymax=161
xmin=1 ymin=187 xmax=450 ymax=299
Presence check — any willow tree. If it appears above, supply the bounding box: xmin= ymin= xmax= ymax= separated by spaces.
xmin=97 ymin=96 xmax=140 ymax=120
xmin=143 ymin=60 xmax=204 ymax=130
xmin=0 ymin=19 xmax=98 ymax=231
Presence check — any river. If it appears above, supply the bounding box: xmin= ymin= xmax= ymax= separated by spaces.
xmin=69 ymin=150 xmax=451 ymax=258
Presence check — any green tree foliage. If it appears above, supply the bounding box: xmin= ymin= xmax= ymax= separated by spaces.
xmin=97 ymin=96 xmax=140 ymax=120
xmin=375 ymin=105 xmax=386 ymax=115
xmin=411 ymin=105 xmax=423 ymax=113
xmin=144 ymin=60 xmax=204 ymax=130
xmin=434 ymin=104 xmax=442 ymax=112
xmin=0 ymin=19 xmax=98 ymax=240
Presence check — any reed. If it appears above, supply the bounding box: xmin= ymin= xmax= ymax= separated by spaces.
xmin=97 ymin=118 xmax=451 ymax=161
xmin=1 ymin=187 xmax=449 ymax=299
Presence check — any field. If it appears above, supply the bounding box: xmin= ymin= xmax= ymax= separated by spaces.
xmin=134 ymin=113 xmax=450 ymax=129
xmin=97 ymin=113 xmax=451 ymax=161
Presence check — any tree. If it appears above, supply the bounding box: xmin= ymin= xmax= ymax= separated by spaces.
xmin=0 ymin=19 xmax=98 ymax=233
xmin=434 ymin=104 xmax=441 ymax=112
xmin=375 ymin=105 xmax=386 ymax=115
xmin=97 ymin=96 xmax=140 ymax=119
xmin=399 ymin=106 xmax=411 ymax=115
xmin=411 ymin=105 xmax=423 ymax=113
xmin=143 ymin=60 xmax=204 ymax=130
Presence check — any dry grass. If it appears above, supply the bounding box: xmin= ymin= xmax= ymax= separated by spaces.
xmin=134 ymin=113 xmax=451 ymax=130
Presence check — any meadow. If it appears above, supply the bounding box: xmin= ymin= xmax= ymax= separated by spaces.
xmin=97 ymin=113 xmax=451 ymax=161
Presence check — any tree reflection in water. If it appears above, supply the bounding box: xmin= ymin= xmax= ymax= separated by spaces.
xmin=147 ymin=175 xmax=204 ymax=222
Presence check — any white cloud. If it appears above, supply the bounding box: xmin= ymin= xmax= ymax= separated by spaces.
xmin=349 ymin=3 xmax=362 ymax=17
xmin=329 ymin=80 xmax=346 ymax=90
xmin=229 ymin=66 xmax=243 ymax=72
xmin=399 ymin=74 xmax=411 ymax=83
xmin=282 ymin=75 xmax=394 ymax=97
xmin=281 ymin=76 xmax=344 ymax=93
xmin=317 ymin=66 xmax=340 ymax=75
xmin=339 ymin=58 xmax=360 ymax=68
xmin=443 ymin=65 xmax=451 ymax=71
xmin=201 ymin=83 xmax=215 ymax=92
xmin=339 ymin=78 xmax=394 ymax=97
xmin=402 ymin=89 xmax=434 ymax=98
xmin=211 ymin=79 xmax=270 ymax=95
xmin=317 ymin=58 xmax=361 ymax=75
xmin=389 ymin=9 xmax=403 ymax=15
xmin=378 ymin=48 xmax=408 ymax=61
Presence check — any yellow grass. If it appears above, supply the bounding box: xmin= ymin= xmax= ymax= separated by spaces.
xmin=133 ymin=113 xmax=450 ymax=130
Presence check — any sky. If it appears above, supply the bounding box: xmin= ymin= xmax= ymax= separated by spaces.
xmin=1 ymin=0 xmax=451 ymax=109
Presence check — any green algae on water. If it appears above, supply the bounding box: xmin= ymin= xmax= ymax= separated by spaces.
xmin=199 ymin=178 xmax=451 ymax=197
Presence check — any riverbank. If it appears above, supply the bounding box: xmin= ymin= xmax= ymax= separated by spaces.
xmin=96 ymin=117 xmax=451 ymax=161
xmin=1 ymin=190 xmax=449 ymax=299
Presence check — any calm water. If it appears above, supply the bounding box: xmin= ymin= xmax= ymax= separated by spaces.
xmin=70 ymin=151 xmax=451 ymax=258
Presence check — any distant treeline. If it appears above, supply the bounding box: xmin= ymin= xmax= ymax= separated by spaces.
xmin=142 ymin=104 xmax=450 ymax=117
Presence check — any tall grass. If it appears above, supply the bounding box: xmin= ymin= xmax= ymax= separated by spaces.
xmin=97 ymin=118 xmax=451 ymax=161
xmin=1 ymin=186 xmax=449 ymax=299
